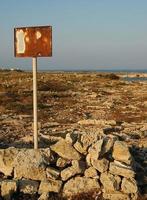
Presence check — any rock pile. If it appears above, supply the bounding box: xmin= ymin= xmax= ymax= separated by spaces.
xmin=0 ymin=133 xmax=146 ymax=200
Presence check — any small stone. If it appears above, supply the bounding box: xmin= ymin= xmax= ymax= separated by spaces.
xmin=74 ymin=139 xmax=87 ymax=155
xmin=0 ymin=147 xmax=19 ymax=176
xmin=121 ymin=178 xmax=138 ymax=193
xmin=1 ymin=180 xmax=17 ymax=200
xmin=84 ymin=167 xmax=99 ymax=178
xmin=100 ymin=172 xmax=121 ymax=192
xmin=51 ymin=139 xmax=81 ymax=160
xmin=61 ymin=160 xmax=85 ymax=181
xmin=65 ymin=132 xmax=78 ymax=144
xmin=18 ymin=180 xmax=39 ymax=194
xmin=39 ymin=179 xmax=62 ymax=194
xmin=63 ymin=177 xmax=100 ymax=197
xmin=91 ymin=158 xmax=109 ymax=173
xmin=103 ymin=191 xmax=130 ymax=200
xmin=46 ymin=167 xmax=60 ymax=180
xmin=112 ymin=141 xmax=132 ymax=164
xmin=56 ymin=157 xmax=70 ymax=168
xmin=109 ymin=161 xmax=135 ymax=178
xmin=38 ymin=193 xmax=50 ymax=200
xmin=101 ymin=136 xmax=117 ymax=156
xmin=88 ymin=139 xmax=104 ymax=160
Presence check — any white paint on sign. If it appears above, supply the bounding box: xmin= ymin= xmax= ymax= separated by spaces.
xmin=16 ymin=30 xmax=25 ymax=53
xmin=36 ymin=31 xmax=42 ymax=39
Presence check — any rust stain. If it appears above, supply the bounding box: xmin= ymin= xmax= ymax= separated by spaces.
xmin=14 ymin=26 xmax=52 ymax=57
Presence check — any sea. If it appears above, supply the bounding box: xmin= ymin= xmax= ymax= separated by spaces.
xmin=37 ymin=68 xmax=147 ymax=82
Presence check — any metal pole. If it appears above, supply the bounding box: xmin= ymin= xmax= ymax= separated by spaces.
xmin=32 ymin=57 xmax=38 ymax=149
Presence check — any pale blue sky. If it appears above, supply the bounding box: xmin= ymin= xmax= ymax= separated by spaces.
xmin=0 ymin=0 xmax=147 ymax=70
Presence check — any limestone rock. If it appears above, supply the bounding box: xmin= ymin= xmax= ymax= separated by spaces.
xmin=63 ymin=177 xmax=100 ymax=197
xmin=61 ymin=160 xmax=85 ymax=181
xmin=1 ymin=180 xmax=17 ymax=200
xmin=65 ymin=132 xmax=78 ymax=144
xmin=101 ymin=136 xmax=117 ymax=156
xmin=84 ymin=167 xmax=99 ymax=178
xmin=112 ymin=141 xmax=132 ymax=164
xmin=14 ymin=149 xmax=50 ymax=180
xmin=56 ymin=157 xmax=70 ymax=168
xmin=74 ymin=139 xmax=87 ymax=155
xmin=91 ymin=158 xmax=109 ymax=173
xmin=88 ymin=139 xmax=103 ymax=160
xmin=51 ymin=139 xmax=81 ymax=160
xmin=100 ymin=172 xmax=121 ymax=192
xmin=38 ymin=193 xmax=50 ymax=200
xmin=18 ymin=180 xmax=39 ymax=194
xmin=39 ymin=179 xmax=62 ymax=194
xmin=0 ymin=147 xmax=19 ymax=176
xmin=103 ymin=191 xmax=130 ymax=200
xmin=46 ymin=167 xmax=60 ymax=180
xmin=109 ymin=161 xmax=135 ymax=178
xmin=121 ymin=178 xmax=138 ymax=193
xmin=74 ymin=132 xmax=101 ymax=155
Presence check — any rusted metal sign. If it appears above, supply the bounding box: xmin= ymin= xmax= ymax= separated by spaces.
xmin=14 ymin=26 xmax=52 ymax=57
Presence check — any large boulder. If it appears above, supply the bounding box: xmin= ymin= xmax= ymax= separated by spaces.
xmin=0 ymin=147 xmax=19 ymax=176
xmin=51 ymin=139 xmax=81 ymax=160
xmin=112 ymin=141 xmax=132 ymax=164
xmin=63 ymin=177 xmax=100 ymax=197
xmin=14 ymin=148 xmax=50 ymax=180
xmin=109 ymin=161 xmax=135 ymax=178
xmin=100 ymin=172 xmax=121 ymax=192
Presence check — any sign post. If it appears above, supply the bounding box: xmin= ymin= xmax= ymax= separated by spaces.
xmin=33 ymin=57 xmax=38 ymax=149
xmin=14 ymin=26 xmax=52 ymax=149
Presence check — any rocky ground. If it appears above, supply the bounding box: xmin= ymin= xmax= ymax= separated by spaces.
xmin=0 ymin=71 xmax=146 ymax=199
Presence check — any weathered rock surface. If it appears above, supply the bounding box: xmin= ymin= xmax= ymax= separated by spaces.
xmin=121 ymin=178 xmax=138 ymax=193
xmin=1 ymin=180 xmax=17 ymax=200
xmin=61 ymin=160 xmax=85 ymax=181
xmin=63 ymin=177 xmax=100 ymax=197
xmin=56 ymin=157 xmax=70 ymax=168
xmin=103 ymin=191 xmax=130 ymax=200
xmin=0 ymin=147 xmax=19 ymax=176
xmin=51 ymin=139 xmax=81 ymax=160
xmin=88 ymin=139 xmax=103 ymax=159
xmin=38 ymin=193 xmax=50 ymax=200
xmin=39 ymin=179 xmax=62 ymax=193
xmin=109 ymin=161 xmax=135 ymax=178
xmin=100 ymin=172 xmax=121 ymax=192
xmin=91 ymin=158 xmax=109 ymax=173
xmin=84 ymin=167 xmax=99 ymax=178
xmin=112 ymin=141 xmax=132 ymax=164
xmin=46 ymin=167 xmax=60 ymax=180
xmin=14 ymin=149 xmax=50 ymax=180
xmin=18 ymin=180 xmax=39 ymax=194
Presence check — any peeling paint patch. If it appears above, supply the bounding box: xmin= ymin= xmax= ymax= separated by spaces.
xmin=36 ymin=31 xmax=42 ymax=39
xmin=16 ymin=30 xmax=25 ymax=54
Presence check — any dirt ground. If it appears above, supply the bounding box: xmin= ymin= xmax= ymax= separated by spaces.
xmin=0 ymin=71 xmax=146 ymax=148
